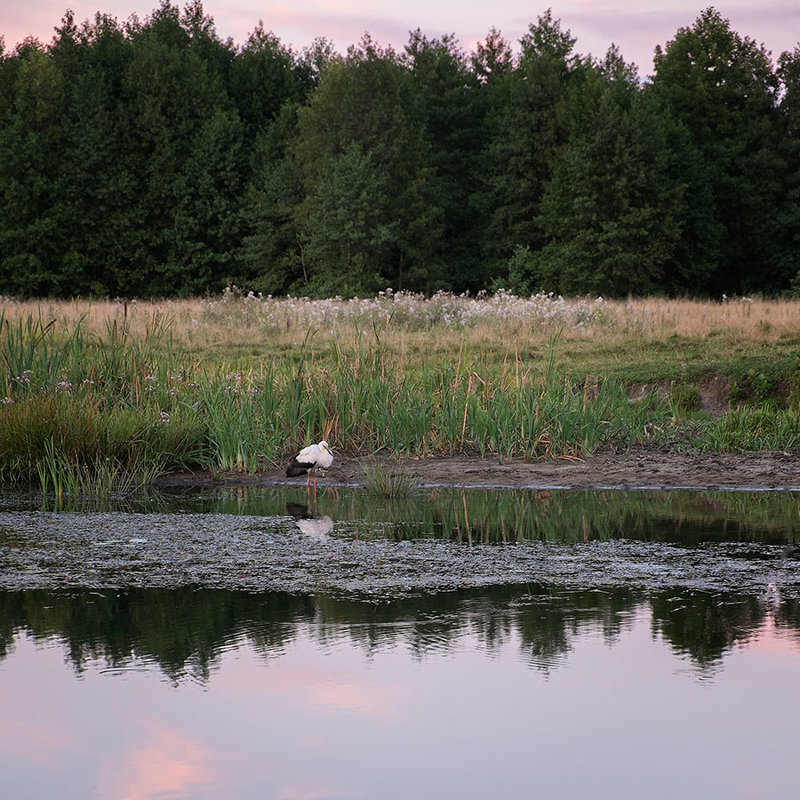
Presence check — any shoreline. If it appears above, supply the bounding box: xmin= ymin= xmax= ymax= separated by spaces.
xmin=152 ymin=446 xmax=800 ymax=492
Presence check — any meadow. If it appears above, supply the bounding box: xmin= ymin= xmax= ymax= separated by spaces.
xmin=1 ymin=289 xmax=799 ymax=493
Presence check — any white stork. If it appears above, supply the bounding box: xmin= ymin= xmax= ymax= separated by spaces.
xmin=286 ymin=441 xmax=334 ymax=494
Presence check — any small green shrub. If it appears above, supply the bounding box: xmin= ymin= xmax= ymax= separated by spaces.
xmin=361 ymin=459 xmax=418 ymax=499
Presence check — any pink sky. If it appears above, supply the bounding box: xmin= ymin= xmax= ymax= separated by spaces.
xmin=2 ymin=1 xmax=799 ymax=76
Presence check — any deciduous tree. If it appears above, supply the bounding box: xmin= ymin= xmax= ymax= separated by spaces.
xmin=650 ymin=7 xmax=785 ymax=293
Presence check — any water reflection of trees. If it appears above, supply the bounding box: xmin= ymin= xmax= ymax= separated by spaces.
xmin=651 ymin=590 xmax=800 ymax=667
xmin=1 ymin=586 xmax=798 ymax=683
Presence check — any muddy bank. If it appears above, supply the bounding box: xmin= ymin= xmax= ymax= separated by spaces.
xmin=154 ymin=446 xmax=800 ymax=492
xmin=4 ymin=447 xmax=799 ymax=600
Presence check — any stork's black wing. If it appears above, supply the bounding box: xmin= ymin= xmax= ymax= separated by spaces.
xmin=286 ymin=458 xmax=313 ymax=477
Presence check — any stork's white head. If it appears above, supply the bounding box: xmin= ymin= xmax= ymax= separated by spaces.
xmin=319 ymin=440 xmax=331 ymax=451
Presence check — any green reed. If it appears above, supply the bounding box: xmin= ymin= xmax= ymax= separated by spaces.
xmin=35 ymin=434 xmax=168 ymax=500
xmin=1 ymin=311 xmax=88 ymax=395
xmin=707 ymin=405 xmax=800 ymax=452
xmin=5 ymin=391 xmax=200 ymax=493
xmin=1 ymin=311 xmax=795 ymax=494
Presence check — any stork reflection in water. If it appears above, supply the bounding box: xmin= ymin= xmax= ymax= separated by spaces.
xmin=287 ymin=503 xmax=334 ymax=539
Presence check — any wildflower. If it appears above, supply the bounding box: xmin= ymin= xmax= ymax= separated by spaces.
xmin=170 ymin=387 xmax=180 ymax=396
xmin=2 ymin=396 xmax=13 ymax=405
xmin=56 ymin=381 xmax=73 ymax=392
xmin=159 ymin=411 xmax=170 ymax=424
xmin=16 ymin=370 xmax=32 ymax=385
xmin=144 ymin=375 xmax=156 ymax=382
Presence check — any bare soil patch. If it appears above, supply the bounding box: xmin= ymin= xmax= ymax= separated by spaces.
xmin=154 ymin=446 xmax=800 ymax=492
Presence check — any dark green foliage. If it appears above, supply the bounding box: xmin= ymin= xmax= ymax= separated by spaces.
xmin=777 ymin=47 xmax=800 ymax=293
xmin=1 ymin=4 xmax=799 ymax=298
xmin=0 ymin=38 xmax=69 ymax=295
xmin=650 ymin=7 xmax=788 ymax=294
xmin=479 ymin=12 xmax=586 ymax=275
xmin=229 ymin=22 xmax=302 ymax=135
xmin=236 ymin=107 xmax=306 ymax=294
xmin=402 ymin=30 xmax=483 ymax=291
xmin=116 ymin=4 xmax=243 ymax=295
xmin=529 ymin=50 xmax=684 ymax=296
xmin=299 ymin=142 xmax=396 ymax=295
xmin=292 ymin=36 xmax=442 ymax=295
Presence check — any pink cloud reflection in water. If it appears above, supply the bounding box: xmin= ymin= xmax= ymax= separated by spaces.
xmin=96 ymin=728 xmax=217 ymax=800
xmin=1 ymin=607 xmax=800 ymax=799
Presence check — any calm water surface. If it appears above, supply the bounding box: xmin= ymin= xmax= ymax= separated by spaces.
xmin=1 ymin=487 xmax=800 ymax=798
xmin=2 ymin=586 xmax=800 ymax=799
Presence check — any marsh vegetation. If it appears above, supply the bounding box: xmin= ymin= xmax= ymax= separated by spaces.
xmin=1 ymin=291 xmax=799 ymax=493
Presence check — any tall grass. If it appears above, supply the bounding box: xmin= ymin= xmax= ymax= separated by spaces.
xmin=3 ymin=290 xmax=800 ymax=356
xmin=4 ymin=392 xmax=202 ymax=493
xmin=0 ymin=312 xmax=200 ymax=490
xmin=2 ymin=291 xmax=799 ymax=494
xmin=707 ymin=407 xmax=800 ymax=452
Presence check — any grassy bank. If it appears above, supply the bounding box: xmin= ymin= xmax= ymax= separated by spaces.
xmin=2 ymin=290 xmax=799 ymax=492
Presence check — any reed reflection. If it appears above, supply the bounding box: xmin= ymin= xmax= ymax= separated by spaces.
xmin=7 ymin=485 xmax=800 ymax=545
xmin=1 ymin=587 xmax=798 ymax=683
xmin=152 ymin=485 xmax=800 ymax=544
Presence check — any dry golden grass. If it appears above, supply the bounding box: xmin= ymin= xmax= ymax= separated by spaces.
xmin=2 ymin=293 xmax=798 ymax=336
xmin=2 ymin=292 xmax=799 ymax=381
xmin=617 ymin=296 xmax=800 ymax=339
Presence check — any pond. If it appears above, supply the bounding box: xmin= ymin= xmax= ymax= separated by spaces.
xmin=1 ymin=486 xmax=800 ymax=799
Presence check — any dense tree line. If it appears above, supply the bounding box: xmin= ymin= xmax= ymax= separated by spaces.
xmin=1 ymin=2 xmax=799 ymax=298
